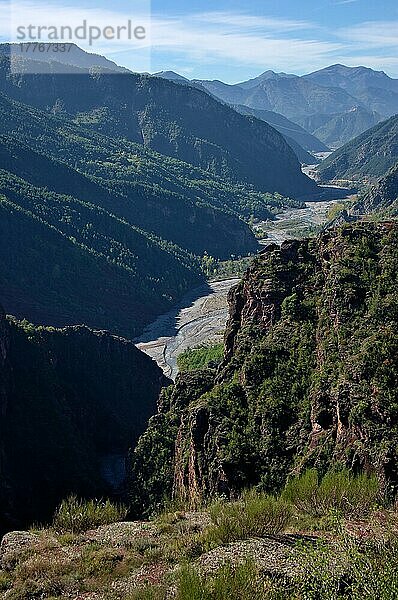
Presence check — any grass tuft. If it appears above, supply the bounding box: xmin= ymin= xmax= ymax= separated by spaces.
xmin=203 ymin=491 xmax=291 ymax=546
xmin=282 ymin=469 xmax=380 ymax=518
xmin=52 ymin=495 xmax=127 ymax=534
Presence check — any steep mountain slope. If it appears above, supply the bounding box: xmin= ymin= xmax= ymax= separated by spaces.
xmin=0 ymin=174 xmax=202 ymax=338
xmin=233 ymin=105 xmax=329 ymax=152
xmin=298 ymin=106 xmax=382 ymax=149
xmin=304 ymin=64 xmax=398 ymax=117
xmin=0 ymin=306 xmax=169 ymax=531
xmin=198 ymin=76 xmax=361 ymax=121
xmin=153 ymin=72 xmax=325 ymax=159
xmin=316 ymin=114 xmax=398 ymax=183
xmin=131 ymin=223 xmax=398 ymax=513
xmin=154 ymin=71 xmax=191 ymax=83
xmin=0 ymin=42 xmax=130 ymax=73
xmin=282 ymin=136 xmax=318 ymax=165
xmin=233 ymin=106 xmax=316 ymax=164
xmin=352 ymin=163 xmax=398 ymax=215
xmin=0 ymin=53 xmax=316 ymax=198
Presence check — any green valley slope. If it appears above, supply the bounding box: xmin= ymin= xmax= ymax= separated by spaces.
xmin=0 ymin=53 xmax=316 ymax=199
xmin=0 ymin=92 xmax=285 ymax=335
xmin=317 ymin=114 xmax=398 ymax=183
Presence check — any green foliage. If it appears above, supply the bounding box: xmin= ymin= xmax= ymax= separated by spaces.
xmin=293 ymin=533 xmax=398 ymax=599
xmin=317 ymin=114 xmax=398 ymax=182
xmin=204 ymin=492 xmax=292 ymax=546
xmin=177 ymin=344 xmax=224 ymax=372
xmin=176 ymin=560 xmax=269 ymax=600
xmin=327 ymin=202 xmax=346 ymax=220
xmin=131 ymin=223 xmax=398 ymax=515
xmin=52 ymin=496 xmax=127 ymax=534
xmin=282 ymin=469 xmax=380 ymax=518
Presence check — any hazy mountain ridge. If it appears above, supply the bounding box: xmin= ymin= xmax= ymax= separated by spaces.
xmin=0 ymin=43 xmax=131 ymax=73
xmin=297 ymin=106 xmax=382 ymax=149
xmin=316 ymin=114 xmax=398 ymax=183
xmin=304 ymin=64 xmax=398 ymax=117
xmin=193 ymin=64 xmax=397 ymax=148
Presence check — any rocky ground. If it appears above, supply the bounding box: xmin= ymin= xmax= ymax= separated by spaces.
xmin=1 ymin=505 xmax=396 ymax=600
xmin=0 ymin=511 xmax=330 ymax=599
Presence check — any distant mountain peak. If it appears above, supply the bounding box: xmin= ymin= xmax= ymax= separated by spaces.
xmin=153 ymin=70 xmax=190 ymax=82
xmin=0 ymin=42 xmax=131 ymax=74
xmin=238 ymin=70 xmax=297 ymax=89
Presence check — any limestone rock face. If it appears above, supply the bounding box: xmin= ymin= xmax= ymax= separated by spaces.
xmin=131 ymin=223 xmax=398 ymax=512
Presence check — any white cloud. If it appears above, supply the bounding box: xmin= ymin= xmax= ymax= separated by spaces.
xmin=189 ymin=12 xmax=314 ymax=32
xmin=334 ymin=0 xmax=359 ymax=5
xmin=147 ymin=13 xmax=343 ymax=72
xmin=339 ymin=21 xmax=398 ymax=48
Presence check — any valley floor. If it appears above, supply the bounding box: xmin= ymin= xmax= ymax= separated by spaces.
xmin=135 ymin=279 xmax=239 ymax=380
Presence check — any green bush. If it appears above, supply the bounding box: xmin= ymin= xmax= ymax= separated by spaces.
xmin=176 ymin=560 xmax=270 ymax=600
xmin=294 ymin=533 xmax=398 ymax=599
xmin=52 ymin=495 xmax=127 ymax=533
xmin=282 ymin=469 xmax=380 ymax=518
xmin=204 ymin=491 xmax=292 ymax=546
xmin=177 ymin=344 xmax=224 ymax=372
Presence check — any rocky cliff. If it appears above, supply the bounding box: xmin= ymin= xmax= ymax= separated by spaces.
xmin=131 ymin=223 xmax=398 ymax=513
xmin=0 ymin=308 xmax=169 ymax=533
xmin=352 ymin=163 xmax=398 ymax=215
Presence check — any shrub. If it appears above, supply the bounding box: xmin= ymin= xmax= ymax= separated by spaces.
xmin=204 ymin=491 xmax=291 ymax=546
xmin=294 ymin=532 xmax=398 ymax=599
xmin=282 ymin=469 xmax=380 ymax=518
xmin=176 ymin=560 xmax=271 ymax=600
xmin=177 ymin=344 xmax=224 ymax=372
xmin=52 ymin=495 xmax=127 ymax=534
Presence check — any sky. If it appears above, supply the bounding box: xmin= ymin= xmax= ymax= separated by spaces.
xmin=1 ymin=0 xmax=398 ymax=81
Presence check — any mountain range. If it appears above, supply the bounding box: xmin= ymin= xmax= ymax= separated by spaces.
xmin=182 ymin=65 xmax=398 ymax=149
xmin=0 ymin=47 xmax=325 ymax=335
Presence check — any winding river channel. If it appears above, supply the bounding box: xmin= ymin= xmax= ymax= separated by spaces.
xmin=135 ymin=196 xmax=348 ymax=380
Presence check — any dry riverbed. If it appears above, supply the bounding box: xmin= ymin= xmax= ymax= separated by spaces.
xmin=135 ymin=279 xmax=239 ymax=380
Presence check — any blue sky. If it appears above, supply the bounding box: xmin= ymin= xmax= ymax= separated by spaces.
xmin=1 ymin=0 xmax=398 ymax=81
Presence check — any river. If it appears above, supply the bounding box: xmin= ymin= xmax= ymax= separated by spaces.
xmin=135 ymin=196 xmax=348 ymax=380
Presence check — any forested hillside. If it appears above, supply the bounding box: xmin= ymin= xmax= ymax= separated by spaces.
xmin=317 ymin=114 xmax=398 ymax=183
xmin=0 ymin=91 xmax=282 ymax=334
xmin=352 ymin=163 xmax=398 ymax=215
xmin=0 ymin=53 xmax=316 ymax=198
